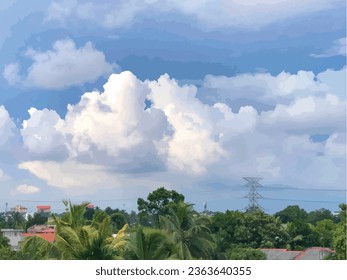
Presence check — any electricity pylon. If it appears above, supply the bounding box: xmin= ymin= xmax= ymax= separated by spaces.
xmin=243 ymin=177 xmax=264 ymax=212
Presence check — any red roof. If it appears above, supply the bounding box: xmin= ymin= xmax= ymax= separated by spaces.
xmin=294 ymin=247 xmax=335 ymax=260
xmin=21 ymin=232 xmax=55 ymax=243
xmin=36 ymin=205 xmax=51 ymax=209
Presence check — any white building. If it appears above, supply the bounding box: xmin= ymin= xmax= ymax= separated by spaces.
xmin=0 ymin=229 xmax=25 ymax=251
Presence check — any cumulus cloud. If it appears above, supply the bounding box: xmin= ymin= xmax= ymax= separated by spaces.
xmin=46 ymin=0 xmax=344 ymax=29
xmin=15 ymin=68 xmax=346 ymax=194
xmin=61 ymin=71 xmax=168 ymax=172
xmin=311 ymin=37 xmax=347 ymax=58
xmin=3 ymin=39 xmax=115 ymax=89
xmin=21 ymin=107 xmax=68 ymax=159
xmin=18 ymin=161 xmax=114 ymax=194
xmin=148 ymin=75 xmax=224 ymax=173
xmin=0 ymin=105 xmax=17 ymax=147
xmin=15 ymin=184 xmax=40 ymax=194
xmin=199 ymin=68 xmax=346 ymax=114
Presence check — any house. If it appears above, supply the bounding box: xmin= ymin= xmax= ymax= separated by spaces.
xmin=27 ymin=224 xmax=55 ymax=234
xmin=21 ymin=225 xmax=56 ymax=243
xmin=10 ymin=205 xmax=28 ymax=214
xmin=0 ymin=229 xmax=25 ymax=251
xmin=21 ymin=232 xmax=55 ymax=243
xmin=261 ymin=247 xmax=335 ymax=260
xmin=36 ymin=205 xmax=51 ymax=214
xmin=86 ymin=203 xmax=95 ymax=209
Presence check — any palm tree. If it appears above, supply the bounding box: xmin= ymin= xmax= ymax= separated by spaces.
xmin=22 ymin=201 xmax=127 ymax=260
xmin=159 ymin=202 xmax=215 ymax=260
xmin=124 ymin=226 xmax=175 ymax=260
xmin=54 ymin=200 xmax=89 ymax=229
xmin=53 ymin=202 xmax=125 ymax=260
xmin=21 ymin=234 xmax=59 ymax=260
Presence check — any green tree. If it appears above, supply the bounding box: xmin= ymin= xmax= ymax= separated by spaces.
xmin=332 ymin=204 xmax=346 ymax=259
xmin=111 ymin=213 xmax=127 ymax=231
xmin=0 ymin=246 xmax=19 ymax=260
xmin=21 ymin=234 xmax=58 ymax=260
xmin=312 ymin=219 xmax=336 ymax=247
xmin=307 ymin=208 xmax=335 ymax=225
xmin=225 ymin=247 xmax=267 ymax=260
xmin=275 ymin=205 xmax=308 ymax=224
xmin=138 ymin=187 xmax=185 ymax=226
xmin=52 ymin=202 xmax=123 ymax=260
xmin=286 ymin=221 xmax=317 ymax=250
xmin=125 ymin=226 xmax=174 ymax=260
xmin=21 ymin=201 xmax=127 ymax=260
xmin=0 ymin=232 xmax=9 ymax=247
xmin=210 ymin=210 xmax=289 ymax=255
xmin=159 ymin=202 xmax=215 ymax=260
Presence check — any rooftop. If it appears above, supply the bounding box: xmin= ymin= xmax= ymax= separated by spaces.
xmin=21 ymin=232 xmax=55 ymax=243
xmin=261 ymin=247 xmax=335 ymax=260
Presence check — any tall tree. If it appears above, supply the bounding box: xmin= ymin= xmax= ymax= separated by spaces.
xmin=307 ymin=208 xmax=335 ymax=225
xmin=159 ymin=202 xmax=215 ymax=260
xmin=22 ymin=201 xmax=127 ymax=260
xmin=274 ymin=205 xmax=308 ymax=224
xmin=210 ymin=210 xmax=289 ymax=254
xmin=138 ymin=187 xmax=185 ymax=226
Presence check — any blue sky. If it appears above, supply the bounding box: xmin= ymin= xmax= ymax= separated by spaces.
xmin=0 ymin=0 xmax=346 ymax=214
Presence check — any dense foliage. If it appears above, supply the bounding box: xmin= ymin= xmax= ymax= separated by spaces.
xmin=0 ymin=188 xmax=345 ymax=260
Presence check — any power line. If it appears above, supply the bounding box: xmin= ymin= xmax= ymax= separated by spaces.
xmin=263 ymin=197 xmax=343 ymax=204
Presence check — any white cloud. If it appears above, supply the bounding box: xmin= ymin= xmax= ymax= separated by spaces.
xmin=61 ymin=71 xmax=168 ymax=171
xmin=21 ymin=107 xmax=68 ymax=158
xmin=16 ymin=68 xmax=346 ymax=194
xmin=316 ymin=67 xmax=346 ymax=99
xmin=15 ymin=184 xmax=40 ymax=194
xmin=4 ymin=39 xmax=115 ymax=89
xmin=148 ymin=74 xmax=224 ymax=174
xmin=201 ymin=69 xmax=332 ymax=107
xmin=18 ymin=161 xmax=114 ymax=194
xmin=311 ymin=37 xmax=347 ymax=58
xmin=3 ymin=63 xmax=21 ymax=85
xmin=0 ymin=105 xmax=17 ymax=147
xmin=260 ymin=94 xmax=345 ymax=134
xmin=46 ymin=0 xmax=344 ymax=29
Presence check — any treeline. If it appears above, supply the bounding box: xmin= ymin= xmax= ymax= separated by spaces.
xmin=0 ymin=187 xmax=346 ymax=260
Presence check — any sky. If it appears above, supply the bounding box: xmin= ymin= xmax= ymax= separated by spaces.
xmin=0 ymin=0 xmax=346 ymax=214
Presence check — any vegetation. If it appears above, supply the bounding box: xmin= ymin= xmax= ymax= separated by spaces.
xmin=0 ymin=187 xmax=345 ymax=260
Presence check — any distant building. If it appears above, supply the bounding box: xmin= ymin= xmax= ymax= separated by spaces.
xmin=27 ymin=224 xmax=55 ymax=234
xmin=36 ymin=205 xmax=51 ymax=214
xmin=21 ymin=224 xmax=56 ymax=243
xmin=86 ymin=203 xmax=95 ymax=209
xmin=21 ymin=232 xmax=55 ymax=243
xmin=0 ymin=229 xmax=25 ymax=251
xmin=261 ymin=247 xmax=334 ymax=260
xmin=10 ymin=205 xmax=28 ymax=214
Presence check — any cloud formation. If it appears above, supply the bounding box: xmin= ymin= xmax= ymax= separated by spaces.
xmin=15 ymin=184 xmax=40 ymax=194
xmin=8 ymin=68 xmax=345 ymax=194
xmin=21 ymin=108 xmax=68 ymax=159
xmin=46 ymin=0 xmax=344 ymax=29
xmin=0 ymin=105 xmax=17 ymax=147
xmin=200 ymin=68 xmax=346 ymax=108
xmin=3 ymin=39 xmax=115 ymax=89
xmin=311 ymin=37 xmax=347 ymax=58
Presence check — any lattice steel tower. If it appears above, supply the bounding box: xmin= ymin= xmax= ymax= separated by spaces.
xmin=243 ymin=177 xmax=264 ymax=212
